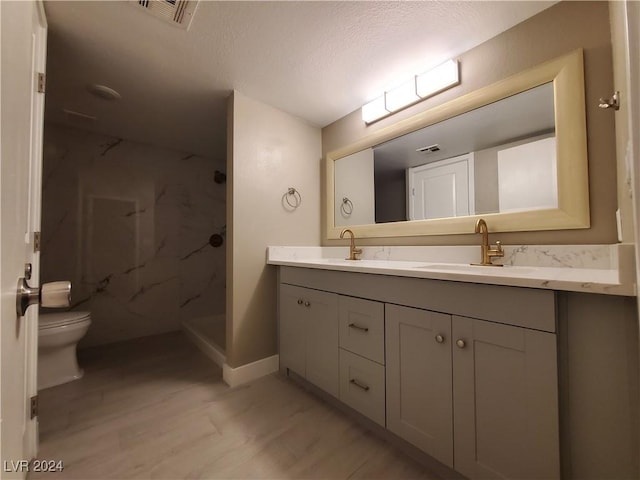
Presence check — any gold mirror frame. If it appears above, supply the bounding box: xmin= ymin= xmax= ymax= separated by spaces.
xmin=325 ymin=49 xmax=588 ymax=239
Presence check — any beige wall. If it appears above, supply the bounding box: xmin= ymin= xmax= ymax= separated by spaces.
xmin=322 ymin=1 xmax=617 ymax=246
xmin=474 ymin=132 xmax=556 ymax=215
xmin=226 ymin=91 xmax=321 ymax=368
xmin=558 ymin=292 xmax=639 ymax=479
xmin=334 ymin=148 xmax=375 ymax=226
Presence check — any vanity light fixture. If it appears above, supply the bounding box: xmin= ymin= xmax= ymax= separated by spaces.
xmin=361 ymin=96 xmax=389 ymax=124
xmin=385 ymin=78 xmax=420 ymax=112
xmin=361 ymin=59 xmax=460 ymax=125
xmin=416 ymin=59 xmax=459 ymax=99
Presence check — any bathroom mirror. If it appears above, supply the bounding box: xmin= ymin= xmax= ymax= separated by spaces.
xmin=326 ymin=49 xmax=589 ymax=239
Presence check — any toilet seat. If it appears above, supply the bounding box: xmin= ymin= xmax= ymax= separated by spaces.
xmin=39 ymin=311 xmax=91 ymax=330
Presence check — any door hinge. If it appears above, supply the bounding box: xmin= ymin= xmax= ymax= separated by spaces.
xmin=33 ymin=232 xmax=41 ymax=252
xmin=37 ymin=73 xmax=46 ymax=93
xmin=30 ymin=395 xmax=38 ymax=419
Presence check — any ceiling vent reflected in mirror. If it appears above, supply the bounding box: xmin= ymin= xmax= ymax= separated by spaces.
xmin=134 ymin=0 xmax=199 ymax=30
xmin=417 ymin=144 xmax=441 ymax=154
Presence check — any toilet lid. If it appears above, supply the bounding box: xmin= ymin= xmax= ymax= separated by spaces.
xmin=39 ymin=311 xmax=91 ymax=330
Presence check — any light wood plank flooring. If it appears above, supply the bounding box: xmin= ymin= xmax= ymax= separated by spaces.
xmin=34 ymin=332 xmax=439 ymax=479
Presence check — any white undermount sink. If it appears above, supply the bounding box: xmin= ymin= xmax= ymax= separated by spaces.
xmin=312 ymin=258 xmax=540 ymax=275
xmin=415 ymin=263 xmax=538 ymax=275
xmin=315 ymin=258 xmax=421 ymax=269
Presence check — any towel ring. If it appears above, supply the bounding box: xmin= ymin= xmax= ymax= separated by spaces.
xmin=284 ymin=187 xmax=302 ymax=209
xmin=341 ymin=197 xmax=353 ymax=216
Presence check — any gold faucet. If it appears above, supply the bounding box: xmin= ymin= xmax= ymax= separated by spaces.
xmin=340 ymin=228 xmax=362 ymax=260
xmin=473 ymin=219 xmax=504 ymax=266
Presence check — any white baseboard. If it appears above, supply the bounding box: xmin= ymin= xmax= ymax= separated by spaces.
xmin=223 ymin=354 xmax=279 ymax=387
xmin=181 ymin=322 xmax=225 ymax=368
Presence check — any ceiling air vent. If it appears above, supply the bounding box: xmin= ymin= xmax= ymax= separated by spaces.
xmin=135 ymin=0 xmax=198 ymax=30
xmin=416 ymin=144 xmax=441 ymax=154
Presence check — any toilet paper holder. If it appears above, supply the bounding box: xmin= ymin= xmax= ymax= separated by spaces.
xmin=17 ymin=263 xmax=71 ymax=317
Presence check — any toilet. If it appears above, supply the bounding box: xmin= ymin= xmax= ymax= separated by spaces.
xmin=38 ymin=311 xmax=91 ymax=390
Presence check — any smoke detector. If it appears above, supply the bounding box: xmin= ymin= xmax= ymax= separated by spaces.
xmin=87 ymin=84 xmax=121 ymax=101
xmin=134 ymin=0 xmax=199 ymax=30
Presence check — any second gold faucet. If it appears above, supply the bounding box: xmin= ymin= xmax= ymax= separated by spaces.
xmin=474 ymin=219 xmax=504 ymax=266
xmin=340 ymin=228 xmax=362 ymax=260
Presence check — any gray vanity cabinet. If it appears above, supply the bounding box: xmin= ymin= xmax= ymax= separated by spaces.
xmin=279 ymin=284 xmax=339 ymax=398
xmin=386 ymin=303 xmax=560 ymax=479
xmin=278 ymin=267 xmax=561 ymax=480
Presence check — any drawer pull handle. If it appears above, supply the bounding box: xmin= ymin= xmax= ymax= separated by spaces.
xmin=297 ymin=299 xmax=303 ymax=305
xmin=349 ymin=378 xmax=370 ymax=391
xmin=348 ymin=323 xmax=369 ymax=332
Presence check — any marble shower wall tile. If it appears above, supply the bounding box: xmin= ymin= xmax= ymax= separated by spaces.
xmin=41 ymin=124 xmax=226 ymax=347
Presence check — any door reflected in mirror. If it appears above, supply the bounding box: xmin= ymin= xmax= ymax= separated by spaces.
xmin=335 ymin=82 xmax=557 ymax=227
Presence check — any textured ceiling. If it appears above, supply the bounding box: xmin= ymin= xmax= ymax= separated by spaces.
xmin=43 ymin=1 xmax=556 ymax=157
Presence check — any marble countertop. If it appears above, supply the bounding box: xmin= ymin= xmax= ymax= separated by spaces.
xmin=267 ymin=245 xmax=636 ymax=296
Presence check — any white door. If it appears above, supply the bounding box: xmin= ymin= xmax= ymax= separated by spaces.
xmin=1 ymin=1 xmax=47 ymax=476
xmin=407 ymin=153 xmax=475 ymax=220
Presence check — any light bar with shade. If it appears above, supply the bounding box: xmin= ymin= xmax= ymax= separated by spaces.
xmin=416 ymin=59 xmax=459 ymax=99
xmin=361 ymin=95 xmax=389 ymax=124
xmin=385 ymin=78 xmax=420 ymax=112
xmin=361 ymin=59 xmax=460 ymax=124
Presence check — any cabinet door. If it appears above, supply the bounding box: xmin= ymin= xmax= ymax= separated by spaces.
xmin=385 ymin=304 xmax=453 ymax=468
xmin=305 ymin=288 xmax=339 ymax=398
xmin=452 ymin=316 xmax=559 ymax=480
xmin=279 ymin=284 xmax=308 ymax=377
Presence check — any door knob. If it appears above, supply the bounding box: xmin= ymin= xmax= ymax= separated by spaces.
xmin=16 ymin=278 xmax=71 ymax=317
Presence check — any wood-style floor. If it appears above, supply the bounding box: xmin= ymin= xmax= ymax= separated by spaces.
xmin=34 ymin=332 xmax=439 ymax=479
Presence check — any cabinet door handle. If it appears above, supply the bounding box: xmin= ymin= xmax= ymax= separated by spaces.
xmin=456 ymin=339 xmax=466 ymax=349
xmin=348 ymin=323 xmax=369 ymax=332
xmin=435 ymin=334 xmax=445 ymax=344
xmin=297 ymin=299 xmax=303 ymax=305
xmin=349 ymin=378 xmax=370 ymax=391
xmin=304 ymin=301 xmax=311 ymax=307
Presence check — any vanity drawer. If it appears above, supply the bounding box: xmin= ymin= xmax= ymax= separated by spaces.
xmin=339 ymin=349 xmax=386 ymax=427
xmin=339 ymin=296 xmax=385 ymax=364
